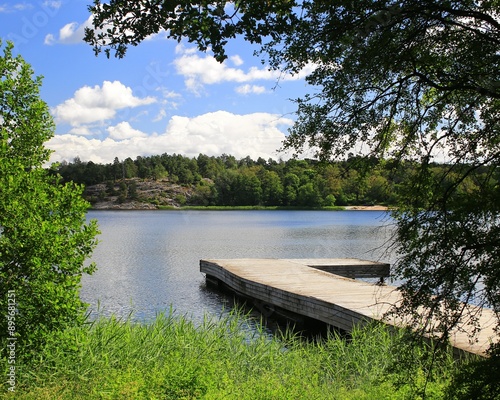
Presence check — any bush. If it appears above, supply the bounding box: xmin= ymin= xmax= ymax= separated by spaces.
xmin=0 ymin=41 xmax=99 ymax=357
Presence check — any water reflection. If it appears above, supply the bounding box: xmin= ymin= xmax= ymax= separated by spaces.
xmin=81 ymin=210 xmax=395 ymax=322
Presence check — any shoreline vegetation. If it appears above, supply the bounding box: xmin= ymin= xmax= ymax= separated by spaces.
xmin=2 ymin=310 xmax=467 ymax=399
xmin=91 ymin=203 xmax=388 ymax=211
xmin=85 ymin=177 xmax=390 ymax=211
xmin=57 ymin=152 xmax=484 ymax=213
xmin=56 ymin=154 xmax=410 ymax=210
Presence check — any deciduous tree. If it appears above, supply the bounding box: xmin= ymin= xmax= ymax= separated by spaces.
xmin=0 ymin=41 xmax=99 ymax=353
xmin=85 ymin=0 xmax=500 ymax=353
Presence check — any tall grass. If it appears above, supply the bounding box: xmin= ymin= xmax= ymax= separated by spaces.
xmin=1 ymin=310 xmax=460 ymax=399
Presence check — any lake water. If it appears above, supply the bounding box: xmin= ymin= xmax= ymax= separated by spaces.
xmin=81 ymin=210 xmax=396 ymax=322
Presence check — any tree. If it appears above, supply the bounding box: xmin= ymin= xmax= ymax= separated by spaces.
xmin=234 ymin=169 xmax=262 ymax=205
xmin=214 ymin=170 xmax=238 ymax=206
xmin=123 ymin=157 xmax=138 ymax=178
xmin=85 ymin=0 xmax=500 ymax=354
xmin=0 ymin=41 xmax=99 ymax=354
xmin=261 ymin=170 xmax=284 ymax=206
xmin=270 ymin=1 xmax=499 ymax=350
xmin=283 ymin=173 xmax=300 ymax=206
xmin=197 ymin=153 xmax=223 ymax=180
xmin=365 ymin=172 xmax=391 ymax=205
xmin=84 ymin=1 xmax=295 ymax=62
xmin=297 ymin=182 xmax=322 ymax=207
xmin=112 ymin=156 xmax=123 ymax=181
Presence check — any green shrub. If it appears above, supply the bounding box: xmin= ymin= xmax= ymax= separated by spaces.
xmin=0 ymin=41 xmax=99 ymax=358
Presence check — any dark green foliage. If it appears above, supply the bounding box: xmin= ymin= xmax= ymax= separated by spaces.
xmin=260 ymin=1 xmax=500 ymax=348
xmin=59 ymin=151 xmax=498 ymax=210
xmin=85 ymin=1 xmax=500 ymax=354
xmin=84 ymin=1 xmax=297 ymax=61
xmin=57 ymin=152 xmax=412 ymax=207
xmin=446 ymin=347 xmax=500 ymax=400
xmin=127 ymin=180 xmax=137 ymax=200
xmin=260 ymin=170 xmax=284 ymax=206
xmin=0 ymin=41 xmax=99 ymax=355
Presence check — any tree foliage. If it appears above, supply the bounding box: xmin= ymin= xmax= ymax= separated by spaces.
xmin=85 ymin=1 xmax=500 ymax=350
xmin=58 ymin=153 xmax=405 ymax=207
xmin=0 ymin=41 xmax=99 ymax=354
xmin=84 ymin=0 xmax=295 ymax=61
xmin=269 ymin=1 xmax=500 ymax=348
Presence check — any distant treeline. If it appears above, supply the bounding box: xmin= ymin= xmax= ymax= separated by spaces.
xmin=55 ymin=154 xmax=487 ymax=208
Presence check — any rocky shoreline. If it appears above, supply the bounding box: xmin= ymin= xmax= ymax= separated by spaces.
xmin=343 ymin=205 xmax=389 ymax=211
xmin=85 ymin=178 xmax=195 ymax=210
xmin=85 ymin=178 xmax=390 ymax=211
xmin=90 ymin=202 xmax=390 ymax=211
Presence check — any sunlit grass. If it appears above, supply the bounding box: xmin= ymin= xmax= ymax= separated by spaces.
xmin=1 ymin=310 xmax=461 ymax=399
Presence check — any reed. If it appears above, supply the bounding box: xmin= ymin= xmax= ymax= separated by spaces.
xmin=1 ymin=310 xmax=459 ymax=399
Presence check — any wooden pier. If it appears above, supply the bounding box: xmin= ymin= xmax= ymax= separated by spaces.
xmin=200 ymin=258 xmax=497 ymax=357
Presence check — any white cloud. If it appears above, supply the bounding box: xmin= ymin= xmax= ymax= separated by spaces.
xmin=156 ymin=88 xmax=181 ymax=110
xmin=48 ymin=111 xmax=293 ymax=163
xmin=43 ymin=1 xmax=62 ymax=9
xmin=174 ymin=45 xmax=316 ymax=94
xmin=54 ymin=99 xmax=116 ymax=125
xmin=0 ymin=2 xmax=33 ymax=13
xmin=236 ymin=84 xmax=266 ymax=95
xmin=68 ymin=126 xmax=94 ymax=136
xmin=107 ymin=122 xmax=148 ymax=140
xmin=45 ymin=15 xmax=92 ymax=45
xmin=230 ymin=55 xmax=244 ymax=66
xmin=153 ymin=109 xmax=167 ymax=122
xmin=47 ymin=134 xmax=124 ymax=164
xmin=59 ymin=22 xmax=80 ymax=42
xmin=158 ymin=88 xmax=181 ymax=99
xmin=44 ymin=34 xmax=55 ymax=45
xmin=52 ymin=80 xmax=156 ymax=126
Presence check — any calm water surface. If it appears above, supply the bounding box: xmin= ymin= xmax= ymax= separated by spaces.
xmin=81 ymin=210 xmax=395 ymax=322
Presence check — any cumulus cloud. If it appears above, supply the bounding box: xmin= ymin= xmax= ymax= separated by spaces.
xmin=48 ymin=111 xmax=293 ymax=164
xmin=229 ymin=55 xmax=244 ymax=66
xmin=174 ymin=44 xmax=316 ymax=94
xmin=68 ymin=126 xmax=94 ymax=136
xmin=46 ymin=11 xmax=164 ymax=46
xmin=52 ymin=80 xmax=156 ymax=126
xmin=107 ymin=122 xmax=148 ymax=140
xmin=44 ymin=15 xmax=92 ymax=45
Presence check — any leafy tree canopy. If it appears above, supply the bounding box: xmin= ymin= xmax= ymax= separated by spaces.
xmin=0 ymin=41 xmax=99 ymax=354
xmin=85 ymin=1 xmax=500 ymax=353
xmin=85 ymin=0 xmax=296 ymax=61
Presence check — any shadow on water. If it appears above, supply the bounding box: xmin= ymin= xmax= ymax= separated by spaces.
xmin=201 ymin=276 xmax=347 ymax=342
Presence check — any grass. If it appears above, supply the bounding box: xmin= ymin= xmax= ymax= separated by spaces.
xmin=1 ymin=310 xmax=462 ymax=399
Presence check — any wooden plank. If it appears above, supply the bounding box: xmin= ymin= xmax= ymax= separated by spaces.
xmin=200 ymin=258 xmax=498 ymax=357
xmin=286 ymin=258 xmax=390 ymax=278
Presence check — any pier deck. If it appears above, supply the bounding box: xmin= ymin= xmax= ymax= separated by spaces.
xmin=200 ymin=258 xmax=497 ymax=357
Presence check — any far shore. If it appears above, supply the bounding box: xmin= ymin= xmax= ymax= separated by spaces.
xmin=90 ymin=203 xmax=390 ymax=211
xmin=343 ymin=205 xmax=389 ymax=211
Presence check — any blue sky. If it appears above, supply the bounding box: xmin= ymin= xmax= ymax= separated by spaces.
xmin=1 ymin=1 xmax=314 ymax=164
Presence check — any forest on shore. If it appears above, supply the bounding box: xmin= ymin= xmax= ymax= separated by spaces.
xmin=55 ymin=153 xmax=488 ymax=209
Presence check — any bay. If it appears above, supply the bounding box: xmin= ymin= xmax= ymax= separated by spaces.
xmin=81 ymin=210 xmax=395 ymax=322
